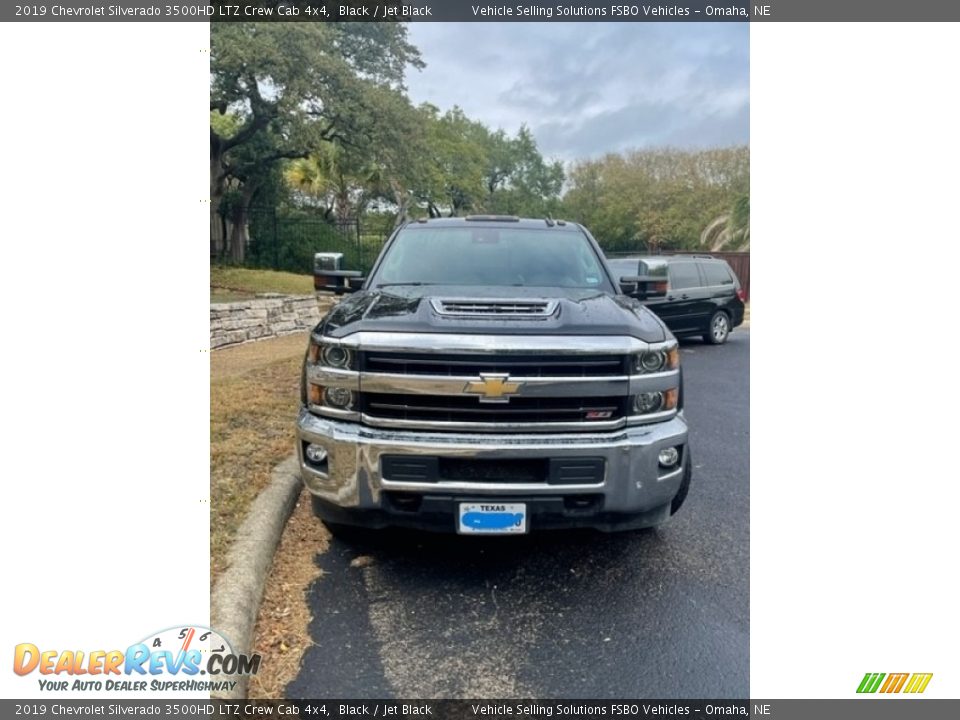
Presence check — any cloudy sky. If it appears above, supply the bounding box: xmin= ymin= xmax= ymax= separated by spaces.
xmin=404 ymin=23 xmax=749 ymax=162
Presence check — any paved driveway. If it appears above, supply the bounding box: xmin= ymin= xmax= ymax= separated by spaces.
xmin=288 ymin=330 xmax=750 ymax=698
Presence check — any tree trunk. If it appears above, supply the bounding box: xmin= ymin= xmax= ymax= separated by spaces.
xmin=227 ymin=207 xmax=248 ymax=264
xmin=210 ymin=150 xmax=226 ymax=260
xmin=226 ymin=185 xmax=257 ymax=265
xmin=389 ymin=180 xmax=411 ymax=229
xmin=336 ymin=186 xmax=351 ymax=225
xmin=393 ymin=198 xmax=410 ymax=229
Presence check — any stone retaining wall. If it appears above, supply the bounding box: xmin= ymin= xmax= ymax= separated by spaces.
xmin=210 ymin=294 xmax=335 ymax=349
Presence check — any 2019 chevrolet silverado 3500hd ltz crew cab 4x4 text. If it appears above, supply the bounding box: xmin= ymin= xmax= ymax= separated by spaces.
xmin=297 ymin=216 xmax=691 ymax=535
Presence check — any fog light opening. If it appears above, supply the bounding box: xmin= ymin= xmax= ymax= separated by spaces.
xmin=305 ymin=443 xmax=328 ymax=465
xmin=658 ymin=446 xmax=680 ymax=468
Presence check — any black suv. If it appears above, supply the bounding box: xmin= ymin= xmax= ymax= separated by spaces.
xmin=607 ymin=255 xmax=745 ymax=344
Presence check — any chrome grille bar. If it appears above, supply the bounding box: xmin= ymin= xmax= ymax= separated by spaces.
xmin=430 ymin=298 xmax=558 ymax=317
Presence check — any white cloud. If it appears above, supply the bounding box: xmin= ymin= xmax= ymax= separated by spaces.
xmin=404 ymin=22 xmax=749 ymax=160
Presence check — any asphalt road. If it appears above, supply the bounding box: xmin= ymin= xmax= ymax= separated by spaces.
xmin=288 ymin=330 xmax=749 ymax=699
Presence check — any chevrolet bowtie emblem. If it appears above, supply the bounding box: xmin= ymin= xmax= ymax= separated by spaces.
xmin=463 ymin=373 xmax=523 ymax=403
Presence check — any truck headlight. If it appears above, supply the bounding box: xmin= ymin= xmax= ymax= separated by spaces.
xmin=634 ymin=391 xmax=664 ymax=414
xmin=308 ymin=383 xmax=358 ymax=411
xmin=633 ymin=345 xmax=679 ymax=374
xmin=321 ymin=345 xmax=352 ymax=369
xmin=633 ymin=387 xmax=679 ymax=415
xmin=636 ymin=351 xmax=666 ymax=373
xmin=323 ymin=387 xmax=356 ymax=410
xmin=308 ymin=339 xmax=354 ymax=369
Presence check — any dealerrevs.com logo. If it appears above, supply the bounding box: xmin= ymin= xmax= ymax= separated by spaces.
xmin=13 ymin=626 xmax=261 ymax=693
xmin=857 ymin=672 xmax=933 ymax=694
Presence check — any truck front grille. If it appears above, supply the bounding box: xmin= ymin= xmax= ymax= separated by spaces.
xmin=363 ymin=352 xmax=627 ymax=378
xmin=363 ymin=393 xmax=627 ymax=425
xmin=357 ymin=347 xmax=632 ymax=430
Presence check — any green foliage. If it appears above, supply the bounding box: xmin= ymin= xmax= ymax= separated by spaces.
xmin=210 ymin=22 xmax=422 ymax=130
xmin=210 ymin=266 xmax=315 ymax=297
xmin=562 ymin=147 xmax=749 ymax=252
xmin=701 ymin=193 xmax=750 ymax=251
xmin=210 ymin=22 xmax=424 ymax=261
xmin=484 ymin=127 xmax=565 ymax=217
xmin=731 ymin=194 xmax=750 ymax=232
xmin=209 ymin=110 xmax=241 ymax=138
xmin=211 ymin=22 xmax=747 ymax=267
xmin=406 ymin=107 xmax=565 ymax=219
xmin=245 ymin=211 xmax=359 ymax=275
xmin=285 ymin=141 xmax=384 ymax=223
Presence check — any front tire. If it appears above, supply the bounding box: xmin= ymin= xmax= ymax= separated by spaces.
xmin=321 ymin=520 xmax=373 ymax=542
xmin=311 ymin=495 xmax=375 ymax=542
xmin=703 ymin=311 xmax=731 ymax=345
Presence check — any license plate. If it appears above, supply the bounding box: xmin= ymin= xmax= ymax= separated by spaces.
xmin=458 ymin=503 xmax=527 ymax=534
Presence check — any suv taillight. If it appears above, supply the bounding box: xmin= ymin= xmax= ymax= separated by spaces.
xmin=736 ymin=288 xmax=746 ymax=302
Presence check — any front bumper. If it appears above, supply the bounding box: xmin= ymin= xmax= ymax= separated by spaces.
xmin=296 ymin=408 xmax=689 ymax=533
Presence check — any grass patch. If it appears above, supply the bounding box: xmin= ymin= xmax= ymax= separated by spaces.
xmin=211 ymin=266 xmax=314 ymax=302
xmin=211 ymin=287 xmax=256 ymax=303
xmin=210 ymin=332 xmax=310 ymax=584
xmin=212 ymin=332 xmax=331 ymax=696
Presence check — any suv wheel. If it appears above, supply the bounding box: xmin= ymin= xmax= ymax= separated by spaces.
xmin=704 ymin=311 xmax=730 ymax=345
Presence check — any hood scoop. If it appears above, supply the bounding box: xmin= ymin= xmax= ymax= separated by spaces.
xmin=430 ymin=298 xmax=559 ymax=319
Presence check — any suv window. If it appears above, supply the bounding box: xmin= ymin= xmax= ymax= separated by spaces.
xmin=701 ymin=261 xmax=734 ymax=286
xmin=638 ymin=260 xmax=668 ymax=278
xmin=668 ymin=262 xmax=702 ymax=290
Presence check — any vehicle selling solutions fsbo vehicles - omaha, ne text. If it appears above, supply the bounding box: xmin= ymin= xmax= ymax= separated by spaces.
xmin=297 ymin=216 xmax=691 ymax=535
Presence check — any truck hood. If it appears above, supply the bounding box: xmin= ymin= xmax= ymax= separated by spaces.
xmin=317 ymin=286 xmax=668 ymax=343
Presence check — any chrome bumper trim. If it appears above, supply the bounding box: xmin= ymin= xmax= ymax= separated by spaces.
xmin=296 ymin=409 xmax=689 ymax=513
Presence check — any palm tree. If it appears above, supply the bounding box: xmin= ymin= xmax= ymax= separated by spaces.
xmin=285 ymin=142 xmax=381 ymax=224
xmin=701 ymin=195 xmax=750 ymax=251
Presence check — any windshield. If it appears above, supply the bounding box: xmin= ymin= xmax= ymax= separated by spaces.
xmin=370 ymin=227 xmax=612 ymax=290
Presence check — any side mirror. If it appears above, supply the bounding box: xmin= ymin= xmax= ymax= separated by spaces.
xmin=314 ymin=252 xmax=365 ymax=295
xmin=620 ymin=275 xmax=668 ymax=300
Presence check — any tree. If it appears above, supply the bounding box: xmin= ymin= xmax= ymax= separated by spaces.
xmin=405 ymin=112 xmax=565 ymax=220
xmin=485 ymin=126 xmax=564 ymax=217
xmin=418 ymin=106 xmax=488 ymax=216
xmin=285 ymin=141 xmax=382 ymax=224
xmin=701 ymin=194 xmax=750 ymax=251
xmin=562 ymin=146 xmax=749 ymax=251
xmin=210 ymin=22 xmax=422 ymax=262
xmin=480 ymin=129 xmax=517 ymax=196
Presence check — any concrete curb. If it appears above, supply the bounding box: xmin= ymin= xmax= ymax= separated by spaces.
xmin=211 ymin=454 xmax=301 ymax=699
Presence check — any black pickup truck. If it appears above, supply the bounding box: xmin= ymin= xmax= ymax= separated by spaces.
xmin=298 ymin=216 xmax=691 ymax=535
